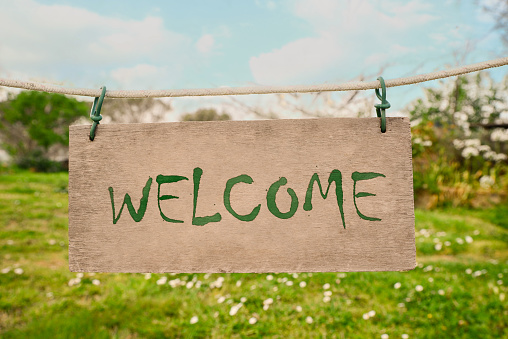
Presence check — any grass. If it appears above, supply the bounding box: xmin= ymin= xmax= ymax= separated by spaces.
xmin=0 ymin=169 xmax=507 ymax=338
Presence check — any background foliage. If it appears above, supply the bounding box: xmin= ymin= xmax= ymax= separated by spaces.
xmin=0 ymin=170 xmax=506 ymax=338
xmin=0 ymin=71 xmax=507 ymax=337
xmin=408 ymin=72 xmax=508 ymax=208
xmin=0 ymin=92 xmax=88 ymax=171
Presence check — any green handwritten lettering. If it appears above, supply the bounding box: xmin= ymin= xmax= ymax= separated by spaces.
xmin=156 ymin=175 xmax=189 ymax=223
xmin=108 ymin=177 xmax=152 ymax=224
xmin=193 ymin=167 xmax=222 ymax=226
xmin=266 ymin=177 xmax=298 ymax=219
xmin=303 ymin=170 xmax=346 ymax=229
xmin=351 ymin=171 xmax=386 ymax=221
xmin=224 ymin=174 xmax=261 ymax=222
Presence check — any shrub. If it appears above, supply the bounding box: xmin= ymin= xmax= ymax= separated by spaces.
xmin=408 ymin=72 xmax=508 ymax=208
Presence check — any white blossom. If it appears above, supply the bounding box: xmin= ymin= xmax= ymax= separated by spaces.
xmin=229 ymin=303 xmax=243 ymax=316
xmin=477 ymin=145 xmax=491 ymax=152
xmin=68 ymin=278 xmax=81 ymax=286
xmin=479 ymin=176 xmax=495 ymax=188
xmin=423 ymin=265 xmax=433 ymax=272
xmin=495 ymin=153 xmax=507 ymax=162
xmin=263 ymin=298 xmax=273 ymax=305
xmin=190 ymin=316 xmax=199 ymax=324
xmin=483 ymin=151 xmax=498 ymax=161
xmin=156 ymin=277 xmax=167 ymax=285
xmin=462 ymin=146 xmax=479 ymax=158
xmin=491 ymin=128 xmax=508 ymax=142
xmin=169 ymin=278 xmax=181 ymax=288
xmin=464 ymin=139 xmax=481 ymax=147
xmin=453 ymin=139 xmax=465 ymax=149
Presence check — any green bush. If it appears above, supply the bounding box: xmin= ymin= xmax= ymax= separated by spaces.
xmin=408 ymin=72 xmax=508 ymax=208
xmin=0 ymin=91 xmax=88 ymax=172
xmin=15 ymin=150 xmax=65 ymax=173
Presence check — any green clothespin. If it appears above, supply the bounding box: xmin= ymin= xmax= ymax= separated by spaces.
xmin=89 ymin=86 xmax=106 ymax=141
xmin=375 ymin=77 xmax=390 ymax=133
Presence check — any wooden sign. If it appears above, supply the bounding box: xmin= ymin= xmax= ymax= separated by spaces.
xmin=69 ymin=118 xmax=415 ymax=273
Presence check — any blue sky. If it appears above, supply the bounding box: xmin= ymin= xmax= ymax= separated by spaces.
xmin=0 ymin=0 xmax=506 ymax=118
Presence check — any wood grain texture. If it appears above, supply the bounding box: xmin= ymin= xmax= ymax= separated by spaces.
xmin=69 ymin=117 xmax=415 ymax=273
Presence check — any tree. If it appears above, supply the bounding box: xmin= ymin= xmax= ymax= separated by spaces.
xmin=407 ymin=72 xmax=508 ymax=207
xmin=483 ymin=0 xmax=508 ymax=46
xmin=409 ymin=72 xmax=508 ymax=144
xmin=0 ymin=91 xmax=89 ymax=169
xmin=181 ymin=108 xmax=231 ymax=121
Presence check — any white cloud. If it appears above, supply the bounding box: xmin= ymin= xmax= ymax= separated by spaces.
xmin=110 ymin=64 xmax=172 ymax=90
xmin=249 ymin=0 xmax=440 ymax=85
xmin=267 ymin=1 xmax=277 ymax=10
xmin=255 ymin=0 xmax=277 ymax=11
xmin=250 ymin=35 xmax=342 ymax=85
xmin=0 ymin=0 xmax=192 ymax=88
xmin=294 ymin=0 xmax=339 ymax=21
xmin=196 ymin=34 xmax=215 ymax=54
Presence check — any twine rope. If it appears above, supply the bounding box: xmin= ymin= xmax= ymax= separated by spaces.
xmin=0 ymin=57 xmax=507 ymax=98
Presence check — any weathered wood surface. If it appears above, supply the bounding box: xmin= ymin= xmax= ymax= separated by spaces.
xmin=69 ymin=118 xmax=415 ymax=273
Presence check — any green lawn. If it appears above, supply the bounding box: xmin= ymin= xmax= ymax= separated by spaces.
xmin=0 ymin=170 xmax=507 ymax=338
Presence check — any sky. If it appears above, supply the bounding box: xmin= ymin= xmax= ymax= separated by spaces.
xmin=0 ymin=0 xmax=506 ymax=120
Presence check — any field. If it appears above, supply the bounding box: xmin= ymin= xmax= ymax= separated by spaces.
xmin=0 ymin=170 xmax=507 ymax=338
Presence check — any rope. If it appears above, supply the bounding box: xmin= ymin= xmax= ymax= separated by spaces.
xmin=0 ymin=57 xmax=507 ymax=98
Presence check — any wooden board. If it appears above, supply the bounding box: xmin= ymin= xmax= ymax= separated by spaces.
xmin=69 ymin=117 xmax=415 ymax=273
